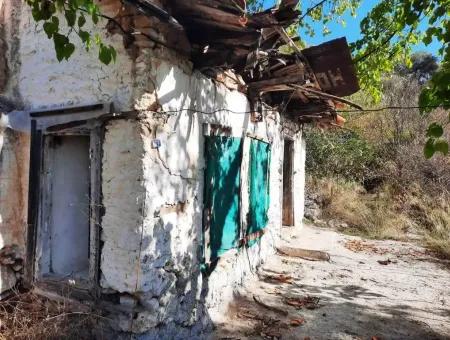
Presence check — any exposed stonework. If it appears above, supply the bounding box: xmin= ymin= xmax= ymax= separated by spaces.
xmin=0 ymin=129 xmax=29 ymax=295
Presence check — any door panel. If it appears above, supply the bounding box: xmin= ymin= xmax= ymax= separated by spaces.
xmin=282 ymin=139 xmax=294 ymax=226
xmin=203 ymin=136 xmax=243 ymax=261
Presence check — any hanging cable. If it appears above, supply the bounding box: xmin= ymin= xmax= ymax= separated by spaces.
xmin=337 ymin=105 xmax=450 ymax=113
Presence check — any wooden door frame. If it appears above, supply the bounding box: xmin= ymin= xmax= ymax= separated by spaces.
xmin=282 ymin=137 xmax=295 ymax=226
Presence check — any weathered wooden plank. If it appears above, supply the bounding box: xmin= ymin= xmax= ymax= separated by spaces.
xmin=290 ymin=84 xmax=363 ymax=110
xmin=25 ymin=120 xmax=42 ymax=287
xmin=190 ymin=32 xmax=259 ymax=47
xmin=248 ymin=73 xmax=303 ymax=90
xmin=89 ymin=125 xmax=104 ymax=298
xmin=282 ymin=138 xmax=294 ymax=226
xmin=278 ymin=0 xmax=299 ymax=9
xmin=272 ymin=63 xmax=305 ymax=78
xmin=292 ymin=90 xmax=310 ymax=103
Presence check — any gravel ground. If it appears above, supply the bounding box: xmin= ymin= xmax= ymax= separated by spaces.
xmin=212 ymin=223 xmax=450 ymax=340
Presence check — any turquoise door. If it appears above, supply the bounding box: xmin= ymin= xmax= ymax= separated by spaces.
xmin=203 ymin=136 xmax=243 ymax=261
xmin=247 ymin=139 xmax=271 ymax=245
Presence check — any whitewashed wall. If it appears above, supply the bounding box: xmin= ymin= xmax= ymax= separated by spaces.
xmin=99 ymin=61 xmax=295 ymax=335
xmin=0 ymin=2 xmax=306 ymax=337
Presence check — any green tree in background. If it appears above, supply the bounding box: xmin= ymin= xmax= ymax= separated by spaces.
xmin=251 ymin=0 xmax=450 ymax=157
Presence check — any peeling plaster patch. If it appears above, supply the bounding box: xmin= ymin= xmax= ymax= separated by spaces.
xmin=0 ymin=129 xmax=29 ymax=250
xmin=0 ymin=266 xmax=16 ymax=295
xmin=101 ymin=119 xmax=146 ymax=292
xmin=0 ymin=128 xmax=29 ymax=297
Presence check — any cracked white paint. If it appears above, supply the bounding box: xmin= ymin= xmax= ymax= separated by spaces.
xmin=0 ymin=128 xmax=29 ymax=295
xmin=0 ymin=3 xmax=306 ymax=335
xmin=99 ymin=59 xmax=306 ymax=334
xmin=17 ymin=7 xmax=135 ymax=112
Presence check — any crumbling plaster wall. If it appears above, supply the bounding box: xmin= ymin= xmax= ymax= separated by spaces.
xmin=0 ymin=1 xmax=306 ymax=336
xmin=0 ymin=0 xmax=30 ymax=297
xmin=0 ymin=128 xmax=29 ymax=296
xmin=0 ymin=0 xmax=187 ymax=297
xmin=17 ymin=9 xmax=135 ymax=111
xmin=99 ymin=58 xmax=303 ymax=335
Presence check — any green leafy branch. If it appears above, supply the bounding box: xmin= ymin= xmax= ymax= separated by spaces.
xmin=288 ymin=0 xmax=450 ymax=158
xmin=26 ymin=0 xmax=116 ymax=64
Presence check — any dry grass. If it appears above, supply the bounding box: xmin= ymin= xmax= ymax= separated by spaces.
xmin=307 ymin=176 xmax=450 ymax=258
xmin=422 ymin=204 xmax=450 ymax=259
xmin=308 ymin=177 xmax=410 ymax=240
xmin=0 ymin=290 xmax=105 ymax=340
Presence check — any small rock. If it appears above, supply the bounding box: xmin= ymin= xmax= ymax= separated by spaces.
xmin=12 ymin=263 xmax=23 ymax=272
xmin=139 ymin=296 xmax=160 ymax=313
xmin=131 ymin=311 xmax=159 ymax=332
xmin=304 ymin=206 xmax=321 ymax=221
xmin=119 ymin=294 xmax=138 ymax=308
xmin=0 ymin=266 xmax=17 ymax=294
xmin=0 ymin=258 xmax=15 ymax=265
xmin=327 ymin=219 xmax=344 ymax=229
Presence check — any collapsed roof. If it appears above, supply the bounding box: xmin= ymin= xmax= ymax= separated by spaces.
xmin=124 ymin=0 xmax=361 ymax=124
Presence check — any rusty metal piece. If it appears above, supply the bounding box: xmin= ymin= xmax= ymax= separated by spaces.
xmin=302 ymin=37 xmax=360 ymax=97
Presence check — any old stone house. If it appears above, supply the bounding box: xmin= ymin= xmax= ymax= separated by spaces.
xmin=0 ymin=0 xmax=359 ymax=337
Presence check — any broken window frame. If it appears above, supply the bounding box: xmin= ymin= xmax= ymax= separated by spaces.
xmin=26 ymin=104 xmax=111 ymax=300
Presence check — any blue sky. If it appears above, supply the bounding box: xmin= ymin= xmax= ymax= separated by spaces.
xmin=262 ymin=0 xmax=440 ymax=56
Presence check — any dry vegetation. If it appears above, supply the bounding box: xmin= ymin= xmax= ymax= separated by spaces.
xmin=0 ymin=290 xmax=106 ymax=340
xmin=305 ymin=67 xmax=450 ymax=259
xmin=307 ymin=177 xmax=450 ymax=259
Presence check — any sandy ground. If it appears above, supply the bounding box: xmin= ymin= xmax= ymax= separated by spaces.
xmin=212 ymin=223 xmax=450 ymax=340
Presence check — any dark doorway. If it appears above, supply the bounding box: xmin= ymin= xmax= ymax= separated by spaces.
xmin=282 ymin=138 xmax=294 ymax=226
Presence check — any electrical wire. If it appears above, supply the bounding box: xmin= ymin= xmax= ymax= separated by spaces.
xmin=147 ymin=108 xmax=277 ymax=116
xmin=337 ymin=105 xmax=450 ymax=113
xmin=113 ymin=105 xmax=449 ymax=117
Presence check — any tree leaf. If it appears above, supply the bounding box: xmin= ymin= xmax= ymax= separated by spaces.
xmin=92 ymin=12 xmax=99 ymax=24
xmin=31 ymin=8 xmax=43 ymax=21
xmin=434 ymin=139 xmax=449 ymax=156
xmin=64 ymin=42 xmax=75 ymax=60
xmin=79 ymin=30 xmax=91 ymax=50
xmin=99 ymin=44 xmax=112 ymax=65
xmin=43 ymin=21 xmax=58 ymax=39
xmin=65 ymin=10 xmax=76 ymax=27
xmin=109 ymin=46 xmax=117 ymax=63
xmin=424 ymin=139 xmax=435 ymax=159
xmin=426 ymin=122 xmax=444 ymax=138
xmin=51 ymin=16 xmax=59 ymax=26
xmin=53 ymin=33 xmax=69 ymax=62
xmin=40 ymin=1 xmax=56 ymax=20
xmin=78 ymin=15 xmax=86 ymax=28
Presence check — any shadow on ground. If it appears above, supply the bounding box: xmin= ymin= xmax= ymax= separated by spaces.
xmin=212 ymin=272 xmax=450 ymax=340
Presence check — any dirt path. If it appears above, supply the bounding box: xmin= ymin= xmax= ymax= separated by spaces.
xmin=212 ymin=224 xmax=450 ymax=340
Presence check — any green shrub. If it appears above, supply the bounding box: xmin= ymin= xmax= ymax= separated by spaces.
xmin=304 ymin=128 xmax=377 ymax=182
